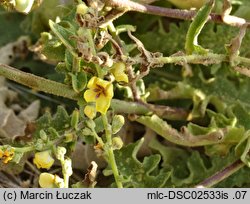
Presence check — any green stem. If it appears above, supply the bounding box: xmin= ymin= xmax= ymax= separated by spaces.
xmin=92 ymin=130 xmax=105 ymax=147
xmin=14 ymin=146 xmax=35 ymax=153
xmin=85 ymin=29 xmax=102 ymax=77
xmin=0 ymin=64 xmax=79 ymax=100
xmin=85 ymin=29 xmax=96 ymax=55
xmin=64 ymin=176 xmax=69 ymax=188
xmin=14 ymin=136 xmax=64 ymax=153
xmin=0 ymin=63 xmax=188 ymax=120
xmin=110 ymin=99 xmax=148 ymax=114
xmin=155 ymin=53 xmax=250 ymax=67
xmin=102 ymin=114 xmax=123 ymax=188
xmin=155 ymin=53 xmax=227 ymax=65
xmin=107 ymin=22 xmax=125 ymax=53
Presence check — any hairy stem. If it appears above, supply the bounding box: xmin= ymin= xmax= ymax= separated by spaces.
xmin=0 ymin=63 xmax=188 ymax=120
xmin=0 ymin=64 xmax=79 ymax=100
xmin=102 ymin=114 xmax=123 ymax=188
xmin=195 ymin=160 xmax=245 ymax=188
xmin=104 ymin=0 xmax=249 ymax=28
xmin=92 ymin=129 xmax=105 ymax=147
xmin=12 ymin=136 xmax=65 ymax=155
xmin=85 ymin=29 xmax=103 ymax=78
xmin=156 ymin=53 xmax=250 ymax=66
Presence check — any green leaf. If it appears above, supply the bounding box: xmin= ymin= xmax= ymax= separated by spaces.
xmin=235 ymin=131 xmax=250 ymax=167
xmin=51 ymin=106 xmax=70 ymax=130
xmin=49 ymin=20 xmax=77 ymax=57
xmin=34 ymin=106 xmax=70 ymax=139
xmin=149 ymin=138 xmax=238 ymax=187
xmin=65 ymin=49 xmax=73 ymax=71
xmin=39 ymin=32 xmax=65 ymax=62
xmin=185 ymin=0 xmax=215 ymax=54
xmin=69 ymin=71 xmax=87 ymax=93
xmin=115 ymin=138 xmax=171 ymax=187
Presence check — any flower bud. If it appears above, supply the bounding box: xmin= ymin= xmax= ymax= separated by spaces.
xmin=110 ymin=62 xmax=128 ymax=83
xmin=63 ymin=157 xmax=73 ymax=177
xmin=0 ymin=147 xmax=15 ymax=164
xmin=39 ymin=130 xmax=47 ymax=141
xmin=34 ymin=139 xmax=44 ymax=151
xmin=56 ymin=146 xmax=66 ymax=162
xmin=86 ymin=119 xmax=96 ymax=129
xmin=112 ymin=115 xmax=125 ymax=134
xmin=112 ymin=137 xmax=123 ymax=150
xmin=54 ymin=175 xmax=65 ymax=188
xmin=71 ymin=109 xmax=79 ymax=130
xmin=82 ymin=128 xmax=93 ymax=136
xmin=84 ymin=105 xmax=96 ymax=120
xmin=76 ymin=3 xmax=89 ymax=15
xmin=33 ymin=150 xmax=54 ymax=169
xmin=15 ymin=0 xmax=34 ymax=14
xmin=64 ymin=133 xmax=74 ymax=143
xmin=39 ymin=173 xmax=55 ymax=188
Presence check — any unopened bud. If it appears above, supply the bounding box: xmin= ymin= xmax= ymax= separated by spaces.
xmin=71 ymin=109 xmax=79 ymax=130
xmin=56 ymin=146 xmax=66 ymax=162
xmin=86 ymin=119 xmax=96 ymax=130
xmin=112 ymin=137 xmax=123 ymax=150
xmin=82 ymin=128 xmax=93 ymax=136
xmin=35 ymin=139 xmax=44 ymax=151
xmin=15 ymin=0 xmax=34 ymax=14
xmin=76 ymin=3 xmax=89 ymax=15
xmin=54 ymin=175 xmax=65 ymax=188
xmin=63 ymin=157 xmax=73 ymax=176
xmin=112 ymin=115 xmax=125 ymax=134
xmin=64 ymin=133 xmax=74 ymax=143
xmin=39 ymin=130 xmax=47 ymax=141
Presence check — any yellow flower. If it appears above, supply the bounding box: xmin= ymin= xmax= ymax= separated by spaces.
xmin=33 ymin=150 xmax=54 ymax=169
xmin=84 ymin=77 xmax=113 ymax=114
xmin=110 ymin=62 xmax=128 ymax=83
xmin=39 ymin=173 xmax=64 ymax=188
xmin=39 ymin=173 xmax=56 ymax=188
xmin=0 ymin=147 xmax=15 ymax=164
xmin=84 ymin=105 xmax=97 ymax=119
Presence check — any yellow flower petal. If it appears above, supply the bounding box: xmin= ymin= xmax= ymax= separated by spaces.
xmin=96 ymin=94 xmax=111 ymax=114
xmin=95 ymin=77 xmax=111 ymax=89
xmin=114 ymin=73 xmax=128 ymax=83
xmin=84 ymin=89 xmax=97 ymax=102
xmin=33 ymin=150 xmax=54 ymax=170
xmin=0 ymin=148 xmax=15 ymax=164
xmin=111 ymin=62 xmax=126 ymax=72
xmin=87 ymin=76 xmax=98 ymax=89
xmin=105 ymin=83 xmax=114 ymax=98
xmin=39 ymin=173 xmax=55 ymax=188
xmin=110 ymin=62 xmax=128 ymax=83
xmin=0 ymin=149 xmax=3 ymax=158
xmin=84 ymin=77 xmax=114 ymax=114
xmin=84 ymin=105 xmax=96 ymax=119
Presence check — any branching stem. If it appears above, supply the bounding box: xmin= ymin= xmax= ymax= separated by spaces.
xmin=102 ymin=114 xmax=123 ymax=188
xmin=104 ymin=0 xmax=249 ymax=28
